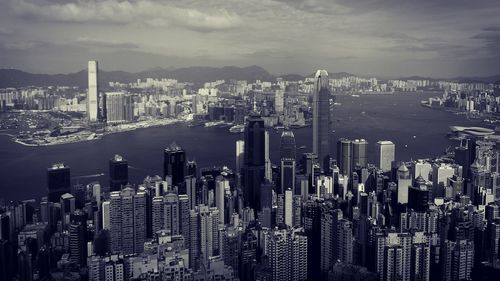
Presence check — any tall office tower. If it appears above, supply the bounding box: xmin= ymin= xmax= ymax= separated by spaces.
xmin=101 ymin=201 xmax=110 ymax=230
xmin=109 ymin=154 xmax=128 ymax=192
xmin=236 ymin=140 xmax=245 ymax=174
xmin=275 ymin=89 xmax=284 ymax=114
xmin=178 ymin=194 xmax=190 ymax=248
xmin=60 ymin=193 xmax=75 ymax=228
xmin=69 ymin=210 xmax=87 ymax=265
xmin=397 ymin=164 xmax=412 ymax=204
xmin=109 ymin=187 xmax=146 ymax=255
xmin=265 ymin=130 xmax=272 ymax=181
xmin=313 ymin=70 xmax=331 ymax=172
xmin=243 ymin=114 xmax=266 ymax=212
xmin=375 ymin=141 xmax=395 ymax=172
xmin=408 ymin=176 xmax=430 ymax=212
xmin=441 ymin=239 xmax=474 ymax=281
xmin=454 ymin=138 xmax=476 ymax=179
xmin=352 ymin=139 xmax=368 ymax=169
xmin=280 ymin=130 xmax=296 ymax=160
xmin=266 ymin=227 xmax=308 ymax=281
xmin=320 ymin=205 xmax=343 ymax=275
xmin=284 ymin=189 xmax=293 ymax=227
xmin=164 ymin=193 xmax=180 ymax=235
xmin=47 ymin=163 xmax=71 ymax=203
xmin=412 ymin=160 xmax=432 ymax=180
xmin=87 ymin=60 xmax=99 ymax=122
xmin=185 ymin=176 xmax=197 ymax=210
xmin=280 ymin=159 xmax=296 ymax=194
xmin=221 ymin=227 xmax=240 ymax=274
xmin=104 ymin=92 xmax=125 ymax=123
xmin=163 ymin=142 xmax=186 ymax=187
xmin=215 ymin=176 xmax=228 ymax=224
xmin=186 ymin=160 xmax=197 ymax=177
xmin=337 ymin=138 xmax=352 ymax=176
xmin=301 ymin=153 xmax=318 ymax=194
xmin=432 ymin=163 xmax=455 ymax=197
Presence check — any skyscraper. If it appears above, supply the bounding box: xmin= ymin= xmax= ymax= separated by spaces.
xmin=163 ymin=143 xmax=186 ymax=187
xmin=87 ymin=60 xmax=99 ymax=122
xmin=243 ymin=114 xmax=265 ymax=212
xmin=337 ymin=138 xmax=352 ymax=176
xmin=280 ymin=129 xmax=296 ymax=160
xmin=376 ymin=140 xmax=395 ymax=172
xmin=47 ymin=163 xmax=71 ymax=203
xmin=352 ymin=139 xmax=368 ymax=169
xmin=275 ymin=89 xmax=284 ymax=114
xmin=109 ymin=187 xmax=146 ymax=255
xmin=236 ymin=140 xmax=245 ymax=174
xmin=104 ymin=92 xmax=125 ymax=123
xmin=397 ymin=164 xmax=412 ymax=204
xmin=313 ymin=70 xmax=331 ymax=172
xmin=109 ymin=154 xmax=128 ymax=192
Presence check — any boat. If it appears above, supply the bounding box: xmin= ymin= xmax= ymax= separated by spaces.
xmin=299 ymin=145 xmax=306 ymax=149
xmin=204 ymin=121 xmax=225 ymax=128
xmin=352 ymin=94 xmax=360 ymax=97
xmin=229 ymin=124 xmax=245 ymax=133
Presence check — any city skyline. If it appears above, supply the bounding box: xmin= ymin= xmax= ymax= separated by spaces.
xmin=0 ymin=0 xmax=499 ymax=77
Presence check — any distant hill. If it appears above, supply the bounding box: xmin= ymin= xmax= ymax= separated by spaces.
xmin=0 ymin=65 xmax=276 ymax=88
xmin=1 ymin=66 xmax=499 ymax=88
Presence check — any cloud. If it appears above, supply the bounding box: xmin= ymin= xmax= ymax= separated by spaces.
xmin=75 ymin=37 xmax=139 ymax=49
xmin=10 ymin=0 xmax=242 ymax=32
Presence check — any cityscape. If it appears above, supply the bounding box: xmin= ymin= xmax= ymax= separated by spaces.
xmin=1 ymin=1 xmax=500 ymax=281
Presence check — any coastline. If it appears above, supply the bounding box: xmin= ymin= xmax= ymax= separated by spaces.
xmin=11 ymin=118 xmax=182 ymax=147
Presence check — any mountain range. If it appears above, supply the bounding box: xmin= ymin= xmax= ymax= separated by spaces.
xmin=0 ymin=66 xmax=498 ymax=88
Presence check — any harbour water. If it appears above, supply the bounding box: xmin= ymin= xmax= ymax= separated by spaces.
xmin=0 ymin=92 xmax=485 ymax=201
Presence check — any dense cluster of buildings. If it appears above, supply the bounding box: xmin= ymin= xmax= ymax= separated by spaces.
xmin=1 ymin=69 xmax=500 ymax=281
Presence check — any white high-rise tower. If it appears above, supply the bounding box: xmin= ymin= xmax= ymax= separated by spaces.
xmin=87 ymin=60 xmax=99 ymax=122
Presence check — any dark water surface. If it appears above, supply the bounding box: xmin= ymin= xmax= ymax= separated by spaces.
xmin=0 ymin=93 xmax=485 ymax=201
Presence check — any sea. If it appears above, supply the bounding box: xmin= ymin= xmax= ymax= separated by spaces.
xmin=0 ymin=92 xmax=486 ymax=202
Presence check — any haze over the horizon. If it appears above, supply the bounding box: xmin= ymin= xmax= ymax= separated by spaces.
xmin=1 ymin=0 xmax=499 ymax=78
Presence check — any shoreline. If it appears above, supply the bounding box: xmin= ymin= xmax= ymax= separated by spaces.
xmin=10 ymin=118 xmax=183 ymax=147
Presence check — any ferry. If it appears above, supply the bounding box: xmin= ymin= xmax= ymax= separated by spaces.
xmin=229 ymin=124 xmax=245 ymax=133
xmin=204 ymin=121 xmax=225 ymax=128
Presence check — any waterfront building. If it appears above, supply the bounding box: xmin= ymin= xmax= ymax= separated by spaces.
xmin=87 ymin=60 xmax=99 ymax=122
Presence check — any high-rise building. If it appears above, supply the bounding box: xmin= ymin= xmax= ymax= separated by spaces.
xmin=87 ymin=60 xmax=99 ymax=122
xmin=109 ymin=187 xmax=146 ymax=255
xmin=280 ymin=130 xmax=296 ymax=160
xmin=265 ymin=227 xmax=308 ymax=281
xmin=397 ymin=164 xmax=412 ymax=204
xmin=47 ymin=163 xmax=71 ymax=203
xmin=243 ymin=114 xmax=266 ymax=212
xmin=215 ymin=176 xmax=228 ymax=224
xmin=275 ymin=89 xmax=284 ymax=114
xmin=69 ymin=210 xmax=87 ymax=265
xmin=189 ymin=205 xmax=220 ymax=270
xmin=441 ymin=239 xmax=474 ymax=281
xmin=352 ymin=139 xmax=368 ymax=169
xmin=265 ymin=130 xmax=272 ymax=181
xmin=109 ymin=154 xmax=128 ymax=192
xmin=337 ymin=139 xmax=352 ymax=176
xmin=313 ymin=70 xmax=331 ymax=172
xmin=105 ymin=92 xmax=125 ymax=123
xmin=164 ymin=193 xmax=180 ymax=235
xmin=376 ymin=141 xmax=395 ymax=172
xmin=163 ymin=143 xmax=186 ymax=187
xmin=281 ymin=159 xmax=296 ymax=194
xmin=236 ymin=140 xmax=245 ymax=174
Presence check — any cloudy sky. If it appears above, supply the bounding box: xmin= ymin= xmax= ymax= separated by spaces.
xmin=0 ymin=0 xmax=499 ymax=77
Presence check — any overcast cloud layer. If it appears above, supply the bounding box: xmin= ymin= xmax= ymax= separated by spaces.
xmin=1 ymin=0 xmax=499 ymax=77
